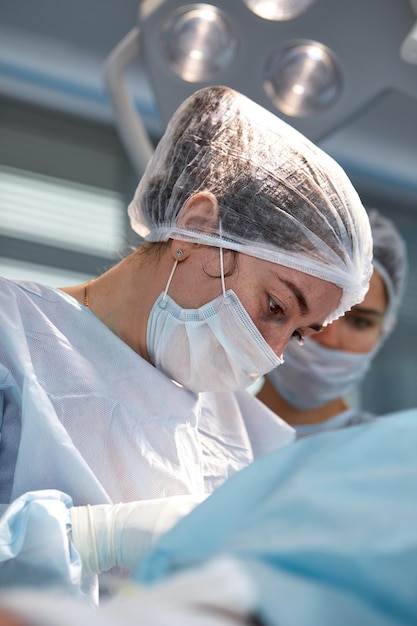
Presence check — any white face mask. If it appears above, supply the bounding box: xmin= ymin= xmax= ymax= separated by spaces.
xmin=268 ymin=337 xmax=376 ymax=409
xmin=146 ymin=249 xmax=283 ymax=393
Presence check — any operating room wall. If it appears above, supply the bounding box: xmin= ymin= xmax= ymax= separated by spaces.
xmin=0 ymin=97 xmax=140 ymax=284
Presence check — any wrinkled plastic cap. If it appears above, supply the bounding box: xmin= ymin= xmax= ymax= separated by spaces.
xmin=128 ymin=86 xmax=373 ymax=323
xmin=368 ymin=209 xmax=408 ymax=337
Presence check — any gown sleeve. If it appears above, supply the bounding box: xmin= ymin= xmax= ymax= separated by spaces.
xmin=0 ymin=489 xmax=98 ymax=605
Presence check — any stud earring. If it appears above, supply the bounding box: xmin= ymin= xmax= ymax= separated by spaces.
xmin=175 ymin=249 xmax=184 ymax=258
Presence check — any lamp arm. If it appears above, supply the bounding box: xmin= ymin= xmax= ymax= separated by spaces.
xmin=401 ymin=20 xmax=417 ymax=65
xmin=103 ymin=27 xmax=155 ymax=177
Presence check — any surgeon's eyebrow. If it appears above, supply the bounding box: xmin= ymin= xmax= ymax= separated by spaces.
xmin=348 ymin=306 xmax=384 ymax=319
xmin=281 ymin=278 xmax=323 ymax=332
xmin=281 ymin=278 xmax=309 ymax=313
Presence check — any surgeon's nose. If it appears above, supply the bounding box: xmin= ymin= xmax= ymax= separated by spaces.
xmin=270 ymin=334 xmax=292 ymax=360
xmin=312 ymin=319 xmax=342 ymax=350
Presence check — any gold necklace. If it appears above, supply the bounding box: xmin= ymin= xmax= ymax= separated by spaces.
xmin=83 ymin=280 xmax=94 ymax=309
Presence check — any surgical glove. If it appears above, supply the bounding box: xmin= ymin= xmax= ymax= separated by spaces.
xmin=70 ymin=494 xmax=207 ymax=577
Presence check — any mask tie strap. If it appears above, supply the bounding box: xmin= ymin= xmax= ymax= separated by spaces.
xmin=219 ymin=220 xmax=226 ymax=297
xmin=163 ymin=260 xmax=178 ymax=301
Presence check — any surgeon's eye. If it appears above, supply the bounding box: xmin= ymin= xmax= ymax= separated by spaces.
xmin=268 ymin=297 xmax=285 ymax=317
xmin=345 ymin=312 xmax=379 ymax=331
xmin=291 ymin=330 xmax=304 ymax=346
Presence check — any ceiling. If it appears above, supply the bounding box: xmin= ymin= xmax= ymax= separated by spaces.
xmin=1 ymin=0 xmax=417 ymax=214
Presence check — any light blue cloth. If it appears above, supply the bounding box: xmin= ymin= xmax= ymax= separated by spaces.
xmin=135 ymin=409 xmax=417 ymax=626
xmin=0 ymin=490 xmax=98 ymax=602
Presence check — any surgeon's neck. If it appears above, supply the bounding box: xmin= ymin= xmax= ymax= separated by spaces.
xmin=59 ymin=247 xmax=173 ymax=363
xmin=257 ymin=376 xmax=348 ymax=426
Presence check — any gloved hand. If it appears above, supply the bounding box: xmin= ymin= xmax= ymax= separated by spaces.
xmin=71 ymin=494 xmax=207 ymax=577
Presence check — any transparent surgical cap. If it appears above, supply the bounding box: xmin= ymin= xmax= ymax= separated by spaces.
xmin=368 ymin=208 xmax=408 ymax=338
xmin=128 ymin=85 xmax=373 ymax=323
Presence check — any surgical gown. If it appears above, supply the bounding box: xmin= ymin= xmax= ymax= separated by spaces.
xmin=0 ymin=278 xmax=294 ymax=595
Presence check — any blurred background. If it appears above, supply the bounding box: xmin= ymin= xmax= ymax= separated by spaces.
xmin=0 ymin=0 xmax=416 ymax=415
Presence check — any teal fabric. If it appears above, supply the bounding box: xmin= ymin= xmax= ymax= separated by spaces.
xmin=135 ymin=409 xmax=417 ymax=626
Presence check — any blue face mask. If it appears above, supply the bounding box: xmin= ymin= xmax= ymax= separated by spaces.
xmin=146 ymin=250 xmax=283 ymax=394
xmin=268 ymin=337 xmax=376 ymax=409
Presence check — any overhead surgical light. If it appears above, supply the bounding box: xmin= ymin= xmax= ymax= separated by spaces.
xmin=263 ymin=40 xmax=342 ymax=116
xmin=161 ymin=5 xmax=238 ymax=82
xmin=242 ymin=0 xmax=316 ymax=21
xmin=103 ymin=0 xmax=349 ymax=176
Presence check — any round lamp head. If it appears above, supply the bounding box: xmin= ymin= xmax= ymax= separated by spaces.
xmin=263 ymin=40 xmax=343 ymax=116
xmin=161 ymin=4 xmax=239 ymax=82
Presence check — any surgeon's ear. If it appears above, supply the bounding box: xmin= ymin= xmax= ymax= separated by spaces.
xmin=176 ymin=191 xmax=219 ymax=233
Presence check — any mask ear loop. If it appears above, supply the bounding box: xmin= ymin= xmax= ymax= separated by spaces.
xmin=219 ymin=219 xmax=226 ymax=297
xmin=165 ymin=220 xmax=226 ymax=302
xmin=163 ymin=259 xmax=179 ymax=301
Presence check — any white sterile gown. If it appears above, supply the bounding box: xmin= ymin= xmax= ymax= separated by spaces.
xmin=0 ymin=278 xmax=294 ymax=598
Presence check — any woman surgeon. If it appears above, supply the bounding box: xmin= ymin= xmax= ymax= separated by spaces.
xmin=0 ymin=85 xmax=372 ymax=600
